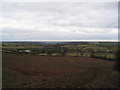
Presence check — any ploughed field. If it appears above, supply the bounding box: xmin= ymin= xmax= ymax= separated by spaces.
xmin=2 ymin=53 xmax=118 ymax=88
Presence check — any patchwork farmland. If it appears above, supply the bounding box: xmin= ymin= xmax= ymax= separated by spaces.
xmin=2 ymin=42 xmax=119 ymax=88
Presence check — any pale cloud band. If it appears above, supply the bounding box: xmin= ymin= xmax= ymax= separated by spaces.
xmin=1 ymin=2 xmax=118 ymax=41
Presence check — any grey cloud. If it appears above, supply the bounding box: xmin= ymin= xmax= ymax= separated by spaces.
xmin=1 ymin=2 xmax=118 ymax=41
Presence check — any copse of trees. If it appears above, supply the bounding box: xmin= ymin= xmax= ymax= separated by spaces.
xmin=33 ymin=46 xmax=67 ymax=56
xmin=60 ymin=47 xmax=67 ymax=56
xmin=46 ymin=49 xmax=53 ymax=56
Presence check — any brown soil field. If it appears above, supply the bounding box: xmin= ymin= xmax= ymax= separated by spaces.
xmin=2 ymin=53 xmax=118 ymax=88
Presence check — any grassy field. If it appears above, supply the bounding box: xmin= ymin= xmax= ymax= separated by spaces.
xmin=2 ymin=53 xmax=118 ymax=88
xmin=2 ymin=42 xmax=118 ymax=60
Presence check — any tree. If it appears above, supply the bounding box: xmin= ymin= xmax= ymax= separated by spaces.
xmin=80 ymin=48 xmax=84 ymax=56
xmin=61 ymin=47 xmax=67 ymax=56
xmin=90 ymin=52 xmax=95 ymax=58
xmin=47 ymin=49 xmax=53 ymax=56
xmin=76 ymin=47 xmax=79 ymax=56
xmin=115 ymin=48 xmax=120 ymax=72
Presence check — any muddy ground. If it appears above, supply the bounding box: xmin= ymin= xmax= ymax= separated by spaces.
xmin=2 ymin=53 xmax=118 ymax=88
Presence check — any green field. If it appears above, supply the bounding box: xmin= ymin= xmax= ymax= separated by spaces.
xmin=2 ymin=42 xmax=118 ymax=60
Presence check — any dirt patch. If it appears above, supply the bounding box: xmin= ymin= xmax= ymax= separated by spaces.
xmin=2 ymin=53 xmax=118 ymax=88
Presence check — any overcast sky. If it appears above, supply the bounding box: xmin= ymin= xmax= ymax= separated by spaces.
xmin=1 ymin=2 xmax=118 ymax=41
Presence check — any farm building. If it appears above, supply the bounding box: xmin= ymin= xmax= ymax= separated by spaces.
xmin=18 ymin=49 xmax=31 ymax=53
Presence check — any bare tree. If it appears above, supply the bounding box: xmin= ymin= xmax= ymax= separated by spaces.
xmin=61 ymin=47 xmax=67 ymax=56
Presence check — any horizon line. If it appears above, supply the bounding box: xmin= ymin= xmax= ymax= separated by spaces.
xmin=1 ymin=40 xmax=119 ymax=42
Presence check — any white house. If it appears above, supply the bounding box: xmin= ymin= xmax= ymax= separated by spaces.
xmin=19 ymin=50 xmax=31 ymax=53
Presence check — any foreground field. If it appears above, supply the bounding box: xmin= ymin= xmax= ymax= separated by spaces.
xmin=2 ymin=53 xmax=118 ymax=88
